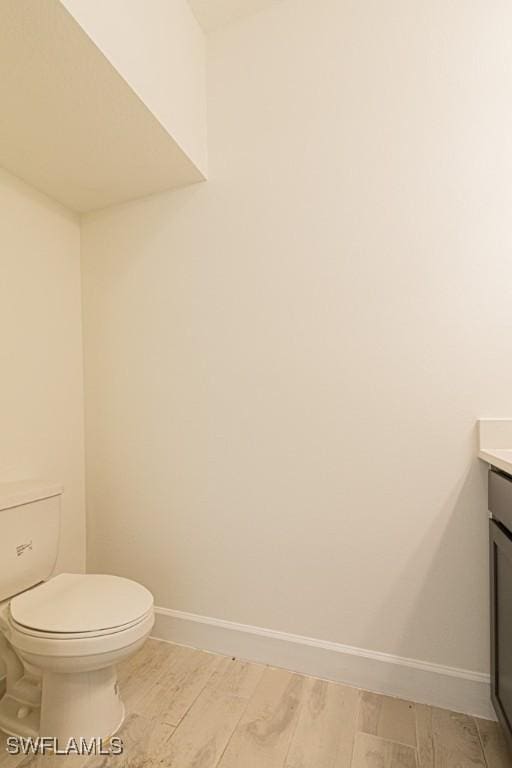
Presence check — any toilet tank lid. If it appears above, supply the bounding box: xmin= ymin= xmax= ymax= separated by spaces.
xmin=0 ymin=480 xmax=63 ymax=511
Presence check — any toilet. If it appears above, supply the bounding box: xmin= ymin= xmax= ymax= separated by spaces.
xmin=0 ymin=480 xmax=154 ymax=742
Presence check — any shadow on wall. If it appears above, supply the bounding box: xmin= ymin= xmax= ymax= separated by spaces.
xmin=366 ymin=439 xmax=489 ymax=675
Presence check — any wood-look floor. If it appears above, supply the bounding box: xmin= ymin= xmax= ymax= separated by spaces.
xmin=0 ymin=639 xmax=510 ymax=767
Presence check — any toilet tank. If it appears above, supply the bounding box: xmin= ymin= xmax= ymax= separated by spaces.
xmin=0 ymin=480 xmax=62 ymax=602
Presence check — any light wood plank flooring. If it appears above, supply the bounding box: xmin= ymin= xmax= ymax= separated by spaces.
xmin=0 ymin=639 xmax=509 ymax=767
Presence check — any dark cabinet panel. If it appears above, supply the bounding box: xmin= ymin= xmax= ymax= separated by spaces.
xmin=489 ymin=469 xmax=512 ymax=532
xmin=490 ymin=517 xmax=512 ymax=751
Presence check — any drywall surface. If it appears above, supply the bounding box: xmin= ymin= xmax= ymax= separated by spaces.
xmin=0 ymin=168 xmax=85 ymax=573
xmin=81 ymin=0 xmax=512 ymax=674
xmin=60 ymin=0 xmax=207 ymax=175
xmin=189 ymin=0 xmax=281 ymax=32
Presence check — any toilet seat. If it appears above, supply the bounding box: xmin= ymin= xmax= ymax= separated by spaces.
xmin=7 ymin=572 xmax=154 ymax=658
xmin=10 ymin=572 xmax=153 ymax=635
xmin=10 ymin=608 xmax=153 ymax=641
xmin=8 ymin=611 xmax=154 ymax=658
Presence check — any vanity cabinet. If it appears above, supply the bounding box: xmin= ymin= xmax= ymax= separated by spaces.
xmin=489 ymin=468 xmax=512 ymax=752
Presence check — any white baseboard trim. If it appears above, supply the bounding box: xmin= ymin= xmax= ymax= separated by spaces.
xmin=152 ymin=607 xmax=494 ymax=720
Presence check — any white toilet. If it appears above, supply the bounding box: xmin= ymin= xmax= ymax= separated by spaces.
xmin=0 ymin=480 xmax=154 ymax=742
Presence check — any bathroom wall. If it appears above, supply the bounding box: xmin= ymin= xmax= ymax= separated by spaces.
xmin=0 ymin=168 xmax=85 ymax=573
xmin=189 ymin=0 xmax=284 ymax=32
xmin=81 ymin=0 xmax=512 ymax=681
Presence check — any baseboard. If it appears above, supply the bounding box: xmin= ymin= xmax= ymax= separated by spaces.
xmin=152 ymin=607 xmax=494 ymax=720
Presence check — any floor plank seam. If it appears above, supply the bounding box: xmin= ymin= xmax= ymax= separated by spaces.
xmin=167 ymin=654 xmax=222 ymax=730
xmin=474 ymin=717 xmax=490 ymax=768
xmin=281 ymin=673 xmax=308 ymax=768
xmin=347 ymin=695 xmax=361 ymax=768
xmin=211 ymin=684 xmax=256 ymax=768
xmin=356 ymin=732 xmax=419 ymax=751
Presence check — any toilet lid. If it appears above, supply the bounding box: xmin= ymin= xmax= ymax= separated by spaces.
xmin=10 ymin=573 xmax=153 ymax=634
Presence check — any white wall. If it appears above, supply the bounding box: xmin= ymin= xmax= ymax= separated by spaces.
xmin=189 ymin=0 xmax=283 ymax=33
xmin=60 ymin=0 xmax=207 ymax=175
xmin=0 ymin=168 xmax=85 ymax=574
xmin=81 ymin=0 xmax=512 ymax=678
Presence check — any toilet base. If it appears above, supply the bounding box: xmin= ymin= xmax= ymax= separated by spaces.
xmin=40 ymin=666 xmax=125 ymax=743
xmin=0 ymin=689 xmax=40 ymax=739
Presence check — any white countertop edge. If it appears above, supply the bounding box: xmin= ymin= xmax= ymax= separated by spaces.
xmin=478 ymin=448 xmax=512 ymax=476
xmin=477 ymin=419 xmax=512 ymax=475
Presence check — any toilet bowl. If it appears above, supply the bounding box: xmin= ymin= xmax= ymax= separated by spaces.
xmin=2 ymin=573 xmax=154 ymax=741
xmin=0 ymin=481 xmax=154 ymax=742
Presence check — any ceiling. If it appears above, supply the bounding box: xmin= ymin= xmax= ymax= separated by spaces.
xmin=188 ymin=0 xmax=280 ymax=33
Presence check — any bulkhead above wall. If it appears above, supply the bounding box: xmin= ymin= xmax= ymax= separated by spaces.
xmin=0 ymin=0 xmax=207 ymax=213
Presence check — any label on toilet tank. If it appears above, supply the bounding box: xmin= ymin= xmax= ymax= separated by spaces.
xmin=15 ymin=541 xmax=33 ymax=557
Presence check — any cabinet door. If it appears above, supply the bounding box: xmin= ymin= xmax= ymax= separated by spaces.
xmin=489 ymin=469 xmax=512 ymax=532
xmin=490 ymin=519 xmax=512 ymax=746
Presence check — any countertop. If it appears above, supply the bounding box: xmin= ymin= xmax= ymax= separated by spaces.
xmin=478 ymin=419 xmax=512 ymax=475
